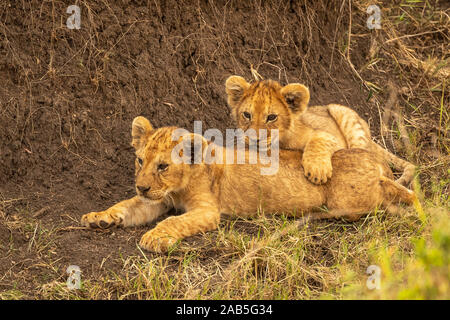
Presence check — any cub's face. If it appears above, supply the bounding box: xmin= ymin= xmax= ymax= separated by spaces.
xmin=225 ymin=76 xmax=310 ymax=146
xmin=131 ymin=117 xmax=197 ymax=203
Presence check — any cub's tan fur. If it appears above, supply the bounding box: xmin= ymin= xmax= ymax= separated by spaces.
xmin=225 ymin=76 xmax=416 ymax=186
xmin=81 ymin=116 xmax=416 ymax=253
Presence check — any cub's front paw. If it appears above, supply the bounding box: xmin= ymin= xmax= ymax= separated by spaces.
xmin=139 ymin=229 xmax=178 ymax=253
xmin=81 ymin=210 xmax=123 ymax=229
xmin=302 ymin=157 xmax=333 ymax=184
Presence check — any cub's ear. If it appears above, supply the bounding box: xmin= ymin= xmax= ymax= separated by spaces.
xmin=280 ymin=83 xmax=310 ymax=113
xmin=131 ymin=116 xmax=153 ymax=150
xmin=225 ymin=75 xmax=250 ymax=108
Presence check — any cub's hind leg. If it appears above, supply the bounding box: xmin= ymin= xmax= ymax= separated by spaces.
xmin=379 ymin=176 xmax=419 ymax=215
xmin=321 ymin=177 xmax=417 ymax=221
xmin=326 ymin=104 xmax=371 ymax=149
xmin=380 ymin=176 xmax=416 ymax=205
xmin=373 ymin=142 xmax=416 ymax=187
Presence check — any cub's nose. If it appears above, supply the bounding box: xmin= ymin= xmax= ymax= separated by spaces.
xmin=137 ymin=185 xmax=151 ymax=194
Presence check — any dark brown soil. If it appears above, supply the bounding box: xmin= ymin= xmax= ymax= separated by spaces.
xmin=0 ymin=0 xmax=445 ymax=298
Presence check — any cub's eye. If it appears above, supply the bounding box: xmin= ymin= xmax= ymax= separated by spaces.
xmin=137 ymin=158 xmax=143 ymax=167
xmin=157 ymin=163 xmax=169 ymax=172
xmin=266 ymin=114 xmax=278 ymax=122
xmin=242 ymin=111 xmax=252 ymax=120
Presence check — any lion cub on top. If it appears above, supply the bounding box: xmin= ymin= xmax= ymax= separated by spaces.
xmin=225 ymin=76 xmax=415 ymax=186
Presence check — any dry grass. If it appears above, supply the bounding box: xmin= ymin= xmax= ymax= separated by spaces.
xmin=9 ymin=202 xmax=444 ymax=300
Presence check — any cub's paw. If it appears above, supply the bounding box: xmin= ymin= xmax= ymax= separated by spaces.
xmin=81 ymin=210 xmax=123 ymax=229
xmin=302 ymin=158 xmax=333 ymax=184
xmin=139 ymin=229 xmax=178 ymax=253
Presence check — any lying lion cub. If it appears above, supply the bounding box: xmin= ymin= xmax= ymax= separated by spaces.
xmin=81 ymin=116 xmax=416 ymax=253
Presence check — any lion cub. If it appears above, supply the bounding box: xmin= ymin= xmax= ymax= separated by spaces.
xmin=225 ymin=76 xmax=415 ymax=186
xmin=81 ymin=116 xmax=416 ymax=253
